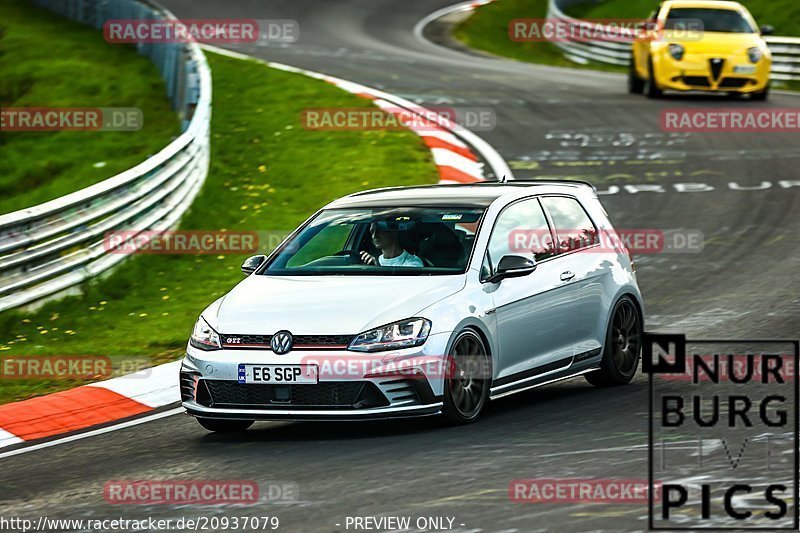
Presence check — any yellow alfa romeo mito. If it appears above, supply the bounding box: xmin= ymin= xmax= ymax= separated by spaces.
xmin=630 ymin=0 xmax=773 ymax=100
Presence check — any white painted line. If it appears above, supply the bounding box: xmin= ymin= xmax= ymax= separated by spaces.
xmin=197 ymin=45 xmax=253 ymax=61
xmin=416 ymin=129 xmax=468 ymax=148
xmin=0 ymin=407 xmax=184 ymax=460
xmin=371 ymin=98 xmax=404 ymax=111
xmin=0 ymin=428 xmax=23 ymax=449
xmin=329 ymin=79 xmax=372 ymax=94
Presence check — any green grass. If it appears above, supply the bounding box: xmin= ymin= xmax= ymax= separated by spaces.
xmin=568 ymin=0 xmax=800 ymax=36
xmin=0 ymin=0 xmax=180 ymax=214
xmin=455 ymin=0 xmax=800 ymax=79
xmin=0 ymin=52 xmax=439 ymax=403
xmin=453 ymin=0 xmax=624 ymax=72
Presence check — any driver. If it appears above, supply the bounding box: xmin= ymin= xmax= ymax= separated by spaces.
xmin=360 ymin=219 xmax=423 ymax=267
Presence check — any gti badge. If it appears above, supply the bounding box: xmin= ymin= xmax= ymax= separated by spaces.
xmin=270 ymin=330 xmax=293 ymax=354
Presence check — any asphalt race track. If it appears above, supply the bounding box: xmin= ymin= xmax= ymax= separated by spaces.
xmin=2 ymin=1 xmax=799 ymax=531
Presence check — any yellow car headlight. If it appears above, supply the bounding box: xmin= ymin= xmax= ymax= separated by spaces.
xmin=668 ymin=44 xmax=685 ymax=61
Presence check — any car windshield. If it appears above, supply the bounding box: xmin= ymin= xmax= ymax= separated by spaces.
xmin=262 ymin=207 xmax=486 ymax=276
xmin=664 ymin=8 xmax=755 ymax=33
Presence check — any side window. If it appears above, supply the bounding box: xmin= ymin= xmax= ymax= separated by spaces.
xmin=540 ymin=196 xmax=599 ymax=253
xmin=486 ymin=198 xmax=556 ymax=273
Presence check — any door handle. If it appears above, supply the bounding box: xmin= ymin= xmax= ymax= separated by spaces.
xmin=560 ymin=271 xmax=575 ymax=282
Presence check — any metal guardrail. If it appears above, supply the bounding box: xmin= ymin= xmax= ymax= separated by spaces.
xmin=0 ymin=0 xmax=211 ymax=312
xmin=548 ymin=0 xmax=800 ymax=82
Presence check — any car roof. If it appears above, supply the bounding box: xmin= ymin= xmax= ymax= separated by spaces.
xmin=661 ymin=0 xmax=744 ymax=11
xmin=326 ymin=180 xmax=597 ymax=209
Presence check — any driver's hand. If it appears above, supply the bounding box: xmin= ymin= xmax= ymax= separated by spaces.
xmin=360 ymin=251 xmax=377 ymax=265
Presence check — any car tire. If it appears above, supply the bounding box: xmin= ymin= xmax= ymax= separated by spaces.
xmin=751 ymin=84 xmax=770 ymax=101
xmin=646 ymin=58 xmax=663 ymax=99
xmin=197 ymin=418 xmax=254 ymax=433
xmin=585 ymin=296 xmax=642 ymax=387
xmin=628 ymin=56 xmax=645 ymax=94
xmin=441 ymin=330 xmax=491 ymax=425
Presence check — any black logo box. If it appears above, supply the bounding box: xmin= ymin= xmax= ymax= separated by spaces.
xmin=644 ymin=333 xmax=800 ymax=531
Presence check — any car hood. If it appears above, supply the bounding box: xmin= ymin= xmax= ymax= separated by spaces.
xmin=208 ymin=274 xmax=466 ymax=335
xmin=664 ymin=30 xmax=764 ymax=52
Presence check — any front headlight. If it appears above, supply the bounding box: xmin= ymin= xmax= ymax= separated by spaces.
xmin=668 ymin=43 xmax=684 ymax=61
xmin=190 ymin=316 xmax=221 ymax=350
xmin=348 ymin=318 xmax=431 ymax=352
xmin=748 ymin=47 xmax=763 ymax=63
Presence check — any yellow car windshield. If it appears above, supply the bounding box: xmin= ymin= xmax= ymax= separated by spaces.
xmin=665 ymin=8 xmax=755 ymax=33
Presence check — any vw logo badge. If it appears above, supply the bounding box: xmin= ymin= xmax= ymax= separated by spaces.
xmin=270 ymin=330 xmax=293 ymax=355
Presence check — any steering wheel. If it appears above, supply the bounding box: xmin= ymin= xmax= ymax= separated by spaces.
xmin=349 ymin=250 xmax=366 ymax=265
xmin=330 ymin=250 xmax=363 ymax=265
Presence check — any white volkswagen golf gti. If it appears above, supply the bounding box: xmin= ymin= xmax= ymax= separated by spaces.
xmin=180 ymin=181 xmax=644 ymax=431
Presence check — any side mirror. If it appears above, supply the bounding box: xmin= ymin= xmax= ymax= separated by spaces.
xmin=486 ymin=255 xmax=537 ymax=283
xmin=760 ymin=25 xmax=775 ymax=36
xmin=241 ymin=254 xmax=266 ymax=275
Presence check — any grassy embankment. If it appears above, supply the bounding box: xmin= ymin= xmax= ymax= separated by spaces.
xmin=0 ymin=0 xmax=181 ymax=214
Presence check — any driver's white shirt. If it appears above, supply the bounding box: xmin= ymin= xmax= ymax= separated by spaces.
xmin=378 ymin=250 xmax=423 ymax=267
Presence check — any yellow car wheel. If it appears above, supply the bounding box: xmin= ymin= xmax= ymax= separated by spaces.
xmin=751 ymin=83 xmax=770 ymax=101
xmin=628 ymin=55 xmax=645 ymax=95
xmin=646 ymin=58 xmax=663 ymax=99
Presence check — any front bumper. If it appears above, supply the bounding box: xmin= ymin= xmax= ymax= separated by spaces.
xmin=654 ymin=53 xmax=770 ymax=93
xmin=183 ymin=400 xmax=443 ymax=421
xmin=180 ymin=334 xmax=450 ymax=420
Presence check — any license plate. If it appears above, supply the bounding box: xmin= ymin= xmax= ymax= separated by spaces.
xmin=733 ymin=65 xmax=756 ymax=74
xmin=237 ymin=364 xmax=318 ymax=384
